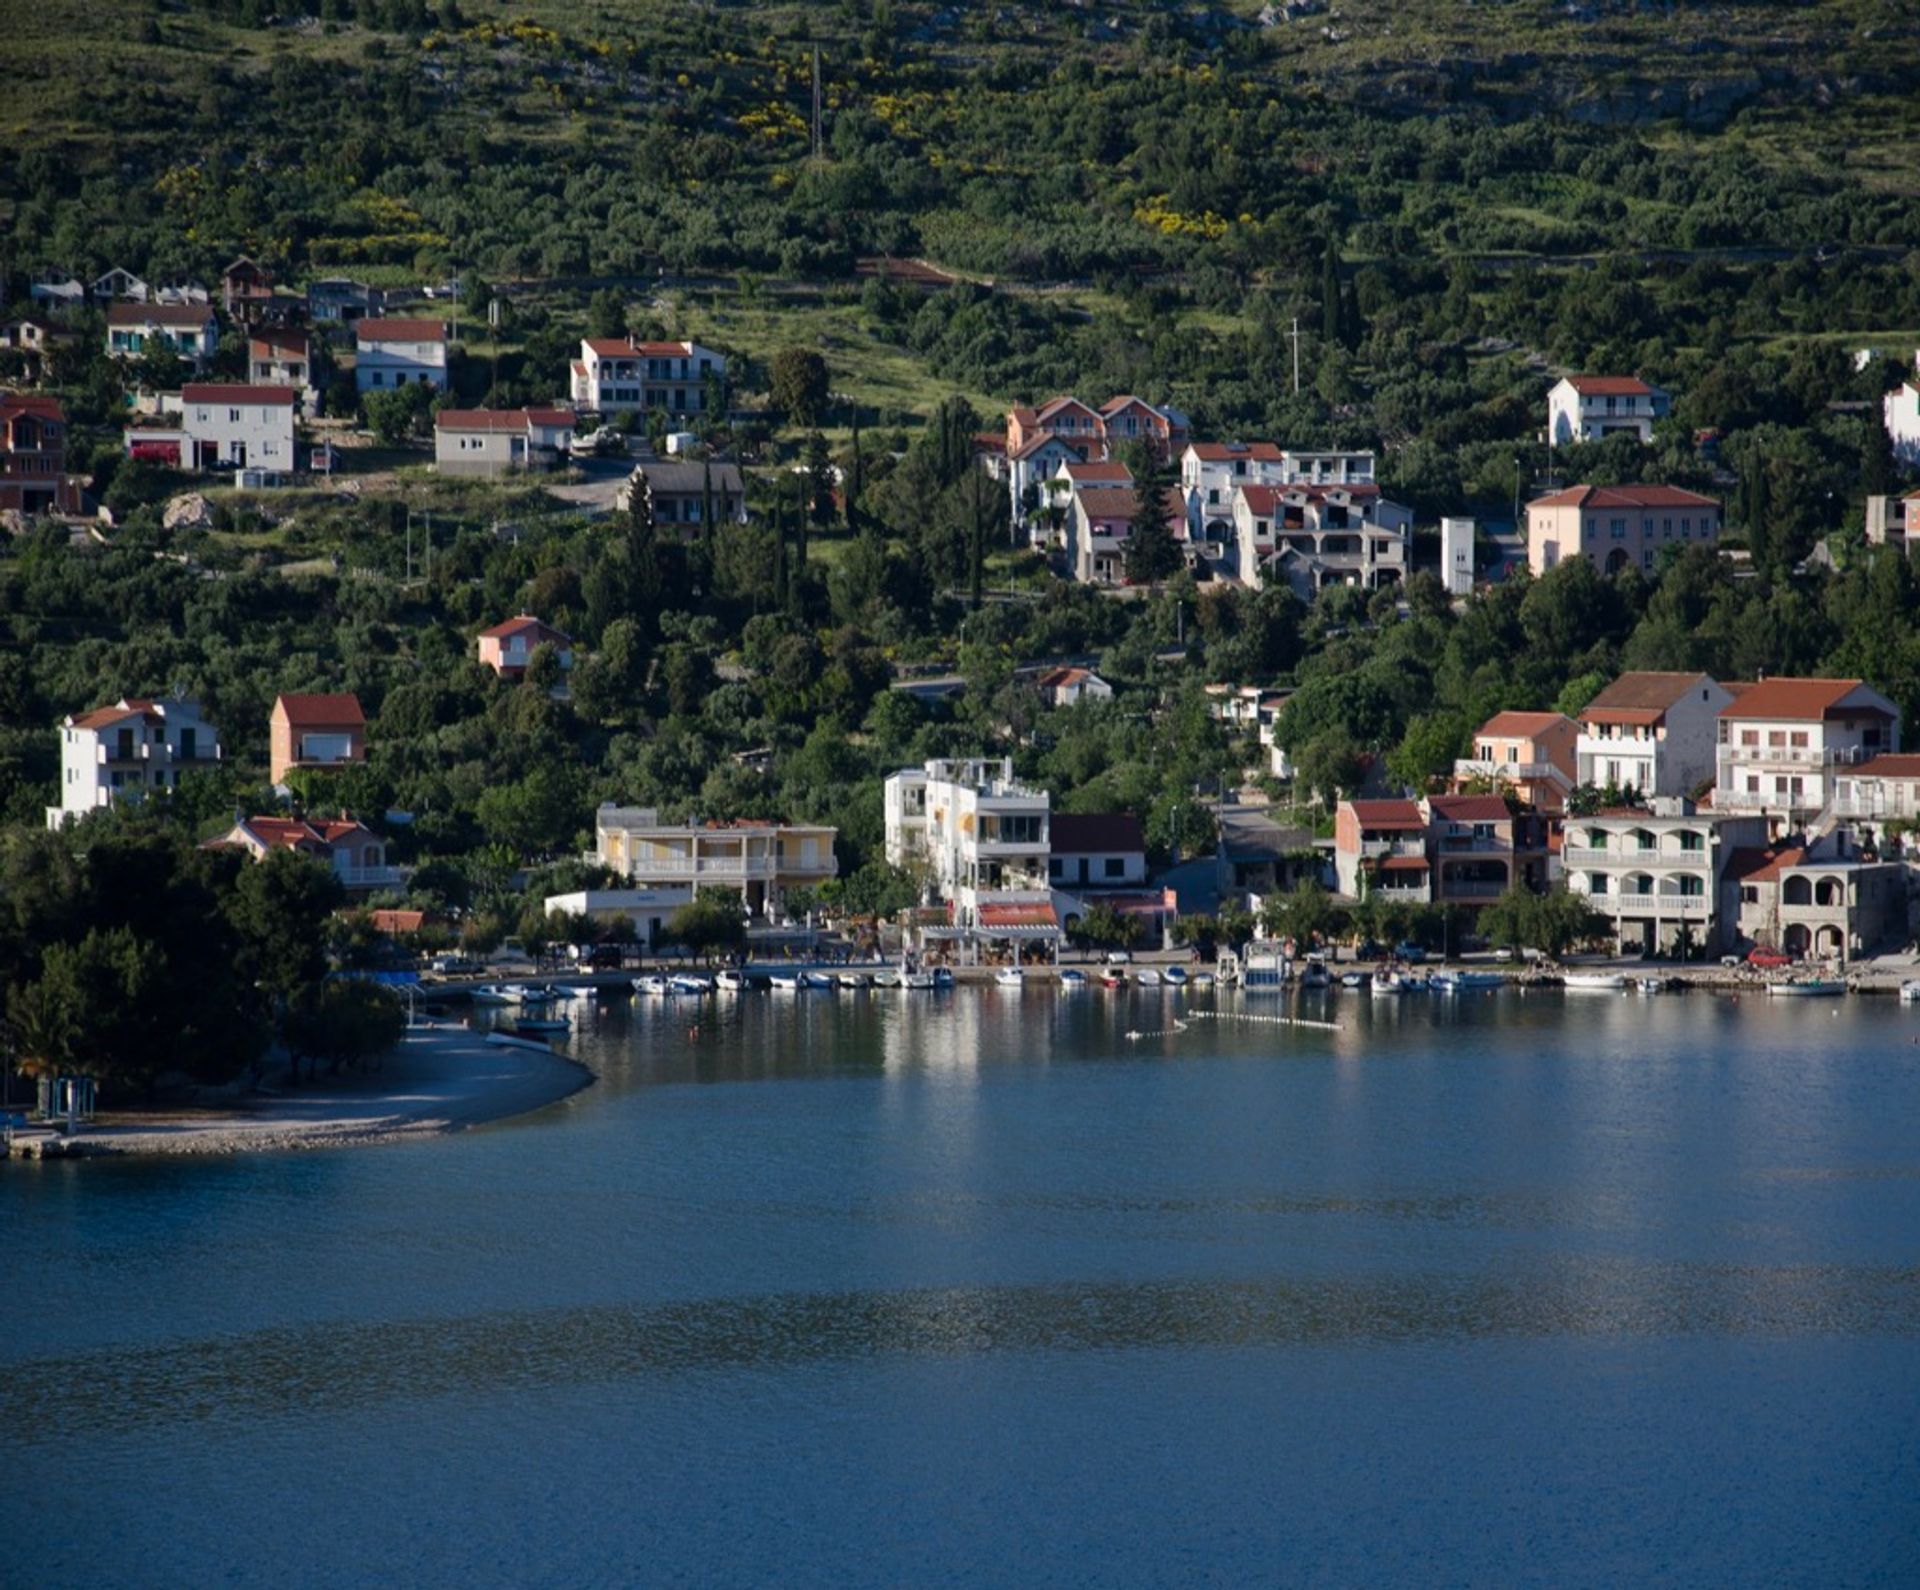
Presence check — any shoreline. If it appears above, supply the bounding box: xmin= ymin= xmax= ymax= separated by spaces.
xmin=8 ymin=1025 xmax=592 ymax=1160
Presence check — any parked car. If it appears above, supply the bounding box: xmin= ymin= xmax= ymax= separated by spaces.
xmin=1747 ymin=947 xmax=1795 ymax=969
xmin=1719 ymin=954 xmax=1744 ymax=968
xmin=1393 ymin=941 xmax=1427 ymax=964
xmin=1103 ymin=950 xmax=1133 ymax=966
xmin=1492 ymin=947 xmax=1515 ymax=963
xmin=428 ymin=953 xmax=481 ymax=975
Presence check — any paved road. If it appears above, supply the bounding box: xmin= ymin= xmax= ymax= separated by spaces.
xmin=544 ymin=457 xmax=632 ymax=516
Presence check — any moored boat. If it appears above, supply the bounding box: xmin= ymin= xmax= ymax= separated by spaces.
xmin=469 ymin=984 xmax=518 ymax=1005
xmin=1562 ymin=972 xmax=1627 ymax=992
xmin=1057 ymin=968 xmax=1087 ymax=988
xmin=1766 ymin=977 xmax=1847 ymax=997
xmin=716 ymin=969 xmax=747 ymax=993
xmin=1901 ymin=980 xmax=1920 ymax=1004
xmin=1299 ymin=957 xmax=1330 ymax=989
xmin=799 ymin=970 xmax=837 ymax=990
xmin=768 ymin=972 xmax=802 ymax=992
xmin=670 ymin=974 xmax=713 ymax=995
xmin=994 ymin=966 xmax=1025 ymax=987
xmin=631 ymin=974 xmax=671 ymax=997
xmin=1162 ymin=966 xmax=1188 ymax=986
xmin=1135 ymin=967 xmax=1164 ymax=987
xmin=1188 ymin=970 xmax=1214 ymax=989
xmin=1340 ymin=970 xmax=1368 ymax=989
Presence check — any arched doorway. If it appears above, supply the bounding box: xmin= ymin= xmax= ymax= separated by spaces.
xmin=1815 ymin=924 xmax=1846 ymax=958
xmin=1783 ymin=923 xmax=1811 ymax=956
xmin=1605 ymin=548 xmax=1630 ymax=575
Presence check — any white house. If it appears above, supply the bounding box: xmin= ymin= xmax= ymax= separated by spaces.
xmin=433 ymin=408 xmax=574 ymax=476
xmin=1235 ymin=483 xmax=1410 ymax=596
xmin=1029 ymin=666 xmax=1113 ymax=707
xmin=1048 ymin=812 xmax=1148 ymax=891
xmin=105 ymin=302 xmax=219 ymax=366
xmin=884 ymin=757 xmax=1061 ymax=960
xmin=591 ymin=805 xmax=836 ymax=921
xmin=1576 ymin=672 xmax=1732 ymax=799
xmin=48 ymin=696 xmax=221 ymax=828
xmin=1713 ymin=677 xmax=1900 ymax=823
xmin=1563 ymin=802 xmax=1770 ymax=956
xmin=1885 ymin=367 xmax=1920 ymax=467
xmin=1546 ymin=376 xmax=1670 ymax=446
xmin=122 ymin=384 xmax=298 ymax=474
xmin=570 ymin=338 xmax=725 ymax=417
xmin=353 ymin=318 xmax=448 ymax=393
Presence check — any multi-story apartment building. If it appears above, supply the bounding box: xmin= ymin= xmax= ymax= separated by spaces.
xmin=1713 ymin=677 xmax=1900 ymax=823
xmin=1526 ymin=484 xmax=1721 ymax=576
xmin=48 ymin=695 xmax=222 ymax=828
xmin=1335 ymin=796 xmax=1548 ymax=907
xmin=591 ymin=805 xmax=836 ymax=921
xmin=270 ymin=693 xmax=367 ymax=785
xmin=1181 ymin=442 xmax=1378 ymax=544
xmin=1576 ymin=672 xmax=1732 ymax=799
xmin=1729 ymin=829 xmax=1908 ymax=963
xmin=885 ymin=758 xmax=1060 ymax=956
xmin=1002 ymin=394 xmax=1189 ymax=529
xmin=0 ymin=393 xmax=83 ymax=515
xmin=105 ymin=302 xmax=219 ymax=366
xmin=1545 ymin=376 xmax=1670 ymax=445
xmin=1452 ymin=710 xmax=1579 ymax=813
xmin=1832 ymin=754 xmax=1920 ymax=823
xmin=1235 ymin=483 xmax=1410 ymax=596
xmin=353 ymin=318 xmax=448 ymax=393
xmin=570 ymin=338 xmax=725 ymax=417
xmin=1563 ymin=801 xmax=1770 ymax=956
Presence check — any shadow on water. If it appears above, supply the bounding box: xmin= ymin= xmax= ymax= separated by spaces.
xmin=7 ymin=1261 xmax=1918 ymax=1442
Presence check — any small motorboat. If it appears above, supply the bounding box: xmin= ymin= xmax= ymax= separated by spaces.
xmin=1135 ymin=968 xmax=1164 ymax=987
xmin=994 ymin=967 xmax=1025 ymax=987
xmin=1299 ymin=958 xmax=1330 ymax=990
xmin=769 ymin=972 xmax=803 ymax=991
xmin=1766 ymin=978 xmax=1847 ymax=997
xmin=1562 ymin=972 xmax=1627 ymax=992
xmin=716 ymin=969 xmax=747 ymax=993
xmin=1340 ymin=970 xmax=1368 ymax=989
xmin=1637 ymin=976 xmax=1668 ymax=994
xmin=631 ymin=974 xmax=671 ymax=997
xmin=898 ymin=969 xmax=937 ymax=991
xmin=1901 ymin=980 xmax=1920 ymax=1005
xmin=835 ymin=972 xmax=869 ymax=992
xmin=502 ymin=983 xmax=556 ymax=1005
xmin=1100 ymin=972 xmax=1127 ymax=989
xmin=799 ymin=970 xmax=837 ymax=991
xmin=931 ymin=967 xmax=955 ymax=988
xmin=469 ymin=984 xmax=517 ymax=1005
xmin=1189 ymin=970 xmax=1214 ymax=989
xmin=1457 ymin=970 xmax=1507 ymax=989
xmin=670 ymin=974 xmax=713 ymax=996
xmin=1371 ymin=970 xmax=1405 ymax=995
xmin=1162 ymin=966 xmax=1188 ymax=987
xmin=1057 ymin=969 xmax=1088 ymax=988
xmin=506 ymin=1015 xmax=570 ymax=1034
xmin=871 ymin=969 xmax=900 ymax=989
xmin=1430 ymin=971 xmax=1460 ymax=994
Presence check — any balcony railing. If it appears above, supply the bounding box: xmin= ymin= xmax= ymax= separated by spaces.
xmin=1593 ymin=891 xmax=1712 ymax=917
xmin=1563 ymin=844 xmax=1703 ymax=868
xmin=1360 ymin=837 xmax=1426 ymax=858
xmin=1436 ymin=880 xmax=1507 ymax=899
xmin=1719 ymin=745 xmax=1871 ymax=768
xmin=1436 ymin=835 xmax=1510 ymax=854
xmin=1455 ymin=758 xmax=1566 ymax=784
xmin=615 ymin=854 xmax=835 ymax=881
xmin=337 ymin=865 xmax=407 ymax=889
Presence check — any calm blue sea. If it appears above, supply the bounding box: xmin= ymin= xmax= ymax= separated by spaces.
xmin=4 ymin=986 xmax=1919 ymax=1586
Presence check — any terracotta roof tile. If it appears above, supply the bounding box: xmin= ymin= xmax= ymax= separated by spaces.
xmin=1719 ymin=677 xmax=1888 ymax=721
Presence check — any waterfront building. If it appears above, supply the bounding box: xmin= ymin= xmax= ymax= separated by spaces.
xmin=48 ymin=695 xmax=221 ymax=828
xmin=1713 ymin=676 xmax=1900 ymax=825
xmin=1728 ymin=829 xmax=1909 ymax=962
xmin=1452 ymin=710 xmax=1579 ymax=813
xmin=1563 ymin=800 xmax=1770 ymax=956
xmin=208 ymin=814 xmax=406 ymax=892
xmin=1576 ymin=671 xmax=1731 ymax=799
xmin=591 ymin=806 xmax=837 ymax=922
xmin=1333 ymin=795 xmax=1549 ymax=908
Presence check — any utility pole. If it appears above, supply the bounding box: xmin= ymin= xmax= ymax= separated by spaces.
xmin=811 ymin=45 xmax=824 ymax=162
xmin=1289 ymin=317 xmax=1302 ymax=394
xmin=489 ymin=297 xmax=501 ymax=401
xmin=405 ymin=506 xmax=413 ymax=580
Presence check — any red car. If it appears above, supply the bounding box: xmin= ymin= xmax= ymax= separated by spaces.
xmin=1746 ymin=947 xmax=1795 ymax=969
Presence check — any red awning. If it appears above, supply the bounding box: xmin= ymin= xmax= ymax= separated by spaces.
xmin=128 ymin=440 xmax=180 ymax=463
xmin=1377 ymin=856 xmax=1430 ymax=872
xmin=976 ymin=902 xmax=1059 ymax=929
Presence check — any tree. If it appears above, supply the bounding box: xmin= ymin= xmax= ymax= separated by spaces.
xmin=1322 ymin=230 xmax=1343 ymax=348
xmin=1479 ymin=886 xmax=1608 ymax=957
xmin=1070 ymin=901 xmax=1143 ymax=950
xmin=1862 ymin=411 xmax=1897 ymax=501
xmin=1122 ymin=463 xmax=1182 ymax=585
xmin=1293 ymin=733 xmax=1367 ymax=809
xmin=668 ymin=892 xmax=747 ymax=962
xmin=281 ymin=980 xmax=405 ymax=1081
xmin=769 ymin=347 xmax=829 ymax=428
xmin=229 ymin=849 xmax=344 ymax=1012
xmin=1259 ymin=881 xmax=1345 ymax=947
xmin=1387 ymin=712 xmax=1467 ymax=793
xmin=805 ymin=431 xmax=835 ymax=525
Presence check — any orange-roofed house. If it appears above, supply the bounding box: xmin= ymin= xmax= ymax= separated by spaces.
xmin=1453 ymin=711 xmax=1579 ymax=812
xmin=1832 ymin=753 xmax=1920 ymax=824
xmin=1334 ymin=798 xmax=1430 ymax=901
xmin=433 ymin=408 xmax=575 ymax=476
xmin=248 ymin=328 xmax=312 ymax=394
xmin=1576 ymin=672 xmax=1732 ymax=798
xmin=48 ymin=695 xmax=221 ymax=828
xmin=0 ymin=393 xmax=84 ymax=516
xmin=270 ymin=693 xmax=367 ymax=784
xmin=1526 ymin=483 xmax=1721 ymax=576
xmin=1713 ymin=677 xmax=1900 ymax=822
xmin=353 ymin=317 xmax=448 ymax=393
xmin=1234 ymin=482 xmax=1411 ymax=597
xmin=477 ymin=615 xmax=574 ymax=678
xmin=1335 ymin=794 xmax=1549 ymax=907
xmin=570 ymin=337 xmax=724 ymax=417
xmin=209 ymin=813 xmax=404 ymax=892
xmin=1546 ymin=375 xmax=1670 ymax=446
xmin=1031 ymin=666 xmax=1113 ymax=707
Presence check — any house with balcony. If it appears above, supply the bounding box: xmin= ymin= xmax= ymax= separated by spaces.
xmin=570 ymin=338 xmax=724 ymax=417
xmin=477 ymin=615 xmax=573 ymax=679
xmin=209 ymin=815 xmax=405 ymax=893
xmin=248 ymin=329 xmax=314 ymax=398
xmin=221 ymin=256 xmax=276 ymax=321
xmin=47 ymin=696 xmax=222 ymax=829
xmin=1576 ymin=672 xmax=1731 ymax=799
xmin=353 ymin=318 xmax=448 ymax=393
xmin=105 ymin=302 xmax=219 ymax=367
xmin=1236 ymin=483 xmax=1411 ymax=596
xmin=884 ymin=758 xmax=1061 ymax=961
xmin=123 ymin=384 xmax=298 ymax=474
xmin=1334 ymin=799 xmax=1432 ymax=901
xmin=0 ymin=392 xmax=84 ymax=516
xmin=1831 ymin=754 xmax=1920 ymax=825
xmin=1564 ymin=801 xmax=1771 ymax=956
xmin=1546 ymin=376 xmax=1670 ymax=446
xmin=270 ymin=692 xmax=367 ymax=785
xmin=1425 ymin=794 xmax=1550 ymax=906
xmin=591 ymin=806 xmax=836 ymax=921
xmin=1526 ymin=484 xmax=1721 ymax=576
xmin=1729 ymin=830 xmax=1909 ymax=963
xmin=433 ymin=408 xmax=574 ymax=476
xmin=1453 ymin=711 xmax=1579 ymax=813
xmin=1002 ymin=394 xmax=1188 ymax=530
xmin=1713 ymin=677 xmax=1900 ymax=824
xmin=1863 ymin=491 xmax=1920 ymax=557
xmin=1181 ymin=442 xmax=1287 ymax=544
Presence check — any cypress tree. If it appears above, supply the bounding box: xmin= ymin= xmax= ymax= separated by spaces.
xmin=700 ymin=459 xmax=715 ymax=564
xmin=1322 ymin=232 xmax=1342 ymax=349
xmin=969 ymin=478 xmax=985 ymax=612
xmin=846 ymin=407 xmax=863 ymax=532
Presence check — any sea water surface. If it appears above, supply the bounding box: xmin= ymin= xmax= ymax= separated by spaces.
xmin=4 ymin=985 xmax=1920 ymax=1586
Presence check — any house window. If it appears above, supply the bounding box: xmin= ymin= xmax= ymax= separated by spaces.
xmin=1789 ymin=731 xmax=1808 ymax=749
xmin=1104 ymin=857 xmax=1125 ymax=878
xmin=1741 ymin=884 xmax=1758 ymax=904
xmin=1610 ymin=519 xmax=1626 ymax=539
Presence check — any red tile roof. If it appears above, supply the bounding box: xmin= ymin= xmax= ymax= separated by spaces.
xmin=69 ymin=697 xmax=161 ymax=731
xmin=249 ymin=329 xmax=308 ymax=356
xmin=1050 ymin=813 xmax=1146 ymax=854
xmin=273 ymin=692 xmax=365 ymax=727
xmin=1853 ymin=754 xmax=1920 ymax=780
xmin=354 ymin=317 xmax=446 ymax=343
xmin=1529 ymin=484 xmax=1718 ymax=511
xmin=0 ymin=393 xmax=63 ymax=424
xmin=1724 ymin=845 xmax=1805 ymax=885
xmin=582 ymin=337 xmax=694 ymax=357
xmin=1564 ymin=375 xmax=1654 ymax=397
xmin=1377 ymin=854 xmax=1431 ymax=872
xmin=1187 ymin=441 xmax=1284 ymax=462
xmin=1475 ymin=710 xmax=1572 ymax=740
xmin=1076 ymin=487 xmax=1139 ymax=520
xmin=479 ymin=614 xmax=570 ymax=643
xmin=976 ymin=901 xmax=1059 ymax=929
xmin=1060 ymin=460 xmax=1132 ymax=483
xmin=1349 ymin=799 xmax=1424 ymax=828
xmin=1720 ymin=677 xmax=1887 ymax=721
xmin=1428 ymin=794 xmax=1511 ymax=823
xmin=106 ymin=302 xmax=214 ymax=328
xmin=181 ymin=383 xmax=297 ymax=405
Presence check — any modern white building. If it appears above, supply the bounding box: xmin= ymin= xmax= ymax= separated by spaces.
xmin=104 ymin=302 xmax=219 ymax=366
xmin=433 ymin=408 xmax=574 ymax=476
xmin=591 ymin=805 xmax=836 ymax=921
xmin=1546 ymin=375 xmax=1670 ymax=446
xmin=1713 ymin=677 xmax=1900 ymax=823
xmin=1576 ymin=672 xmax=1732 ymax=799
xmin=123 ymin=384 xmax=299 ymax=473
xmin=1563 ymin=802 xmax=1770 ymax=956
xmin=884 ymin=757 xmax=1061 ymax=958
xmin=570 ymin=339 xmax=725 ymax=417
xmin=1235 ymin=483 xmax=1411 ymax=596
xmin=353 ymin=318 xmax=448 ymax=393
xmin=1440 ymin=516 xmax=1475 ymax=596
xmin=48 ymin=695 xmax=221 ymax=828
